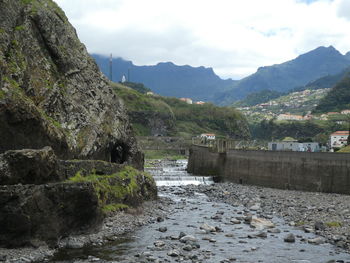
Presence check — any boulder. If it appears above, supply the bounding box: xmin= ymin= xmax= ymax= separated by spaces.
xmin=0 ymin=182 xmax=103 ymax=247
xmin=0 ymin=147 xmax=61 ymax=185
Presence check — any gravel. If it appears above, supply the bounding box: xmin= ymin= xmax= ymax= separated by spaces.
xmin=195 ymin=182 xmax=350 ymax=252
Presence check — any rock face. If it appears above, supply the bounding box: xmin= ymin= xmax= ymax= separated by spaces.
xmin=0 ymin=0 xmax=141 ymax=166
xmin=0 ymin=147 xmax=61 ymax=185
xmin=0 ymin=147 xmax=157 ymax=248
xmin=0 ymin=182 xmax=103 ymax=248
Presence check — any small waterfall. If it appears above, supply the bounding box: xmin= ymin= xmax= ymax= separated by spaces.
xmin=146 ymin=159 xmax=214 ymax=186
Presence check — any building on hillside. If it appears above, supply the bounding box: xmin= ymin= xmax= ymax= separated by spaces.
xmin=200 ymin=133 xmax=216 ymax=140
xmin=330 ymin=131 xmax=349 ymax=149
xmin=121 ymin=74 xmax=127 ymax=83
xmin=180 ymin=98 xmax=193 ymax=104
xmin=341 ymin=109 xmax=350 ymax=115
xmin=268 ymin=137 xmax=320 ymax=152
xmin=195 ymin=101 xmax=205 ymax=105
xmin=277 ymin=114 xmax=304 ymax=121
xmin=327 ymin=112 xmax=338 ymax=116
xmin=303 ymin=114 xmax=313 ymax=120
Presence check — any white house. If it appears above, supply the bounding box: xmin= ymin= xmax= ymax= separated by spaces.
xmin=341 ymin=109 xmax=350 ymax=115
xmin=330 ymin=131 xmax=349 ymax=149
xmin=200 ymin=133 xmax=216 ymax=140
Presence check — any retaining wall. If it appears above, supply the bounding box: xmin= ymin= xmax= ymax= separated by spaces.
xmin=188 ymin=145 xmax=350 ymax=194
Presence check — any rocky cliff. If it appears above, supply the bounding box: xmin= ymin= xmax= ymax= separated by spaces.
xmin=0 ymin=0 xmax=158 ymax=248
xmin=0 ymin=0 xmax=142 ymax=167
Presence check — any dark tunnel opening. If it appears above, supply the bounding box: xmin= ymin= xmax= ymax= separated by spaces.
xmin=110 ymin=142 xmax=130 ymax=164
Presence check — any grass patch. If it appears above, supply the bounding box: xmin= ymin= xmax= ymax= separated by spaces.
xmin=325 ymin=221 xmax=342 ymax=227
xmin=295 ymin=221 xmax=306 ymax=226
xmin=144 ymin=150 xmax=186 ymax=160
xmin=15 ymin=25 xmax=25 ymax=31
xmin=102 ymin=203 xmax=129 ymax=213
xmin=337 ymin=146 xmax=350 ymax=153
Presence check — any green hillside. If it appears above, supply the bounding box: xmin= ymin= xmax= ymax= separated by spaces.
xmin=314 ymin=72 xmax=350 ymax=113
xmin=233 ymin=90 xmax=284 ymax=107
xmin=112 ymin=83 xmax=250 ymax=139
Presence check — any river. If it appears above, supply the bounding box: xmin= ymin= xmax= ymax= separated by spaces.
xmin=51 ymin=159 xmax=350 ymax=263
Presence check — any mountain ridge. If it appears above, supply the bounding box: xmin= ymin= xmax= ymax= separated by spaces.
xmin=92 ymin=54 xmax=236 ymax=101
xmin=213 ymin=46 xmax=350 ymax=105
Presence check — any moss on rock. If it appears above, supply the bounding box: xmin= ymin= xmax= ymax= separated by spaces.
xmin=67 ymin=166 xmax=157 ymax=214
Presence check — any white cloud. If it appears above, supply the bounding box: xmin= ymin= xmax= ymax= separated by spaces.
xmin=55 ymin=0 xmax=350 ymax=79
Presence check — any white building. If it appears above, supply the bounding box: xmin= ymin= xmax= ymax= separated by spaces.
xmin=341 ymin=109 xmax=350 ymax=115
xmin=277 ymin=114 xmax=304 ymax=121
xmin=180 ymin=98 xmax=193 ymax=104
xmin=330 ymin=131 xmax=349 ymax=149
xmin=268 ymin=140 xmax=320 ymax=152
xmin=200 ymin=133 xmax=216 ymax=140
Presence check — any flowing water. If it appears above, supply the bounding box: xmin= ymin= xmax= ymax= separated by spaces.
xmin=52 ymin=159 xmax=350 ymax=263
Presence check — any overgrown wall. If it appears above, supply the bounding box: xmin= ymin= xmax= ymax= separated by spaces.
xmin=188 ymin=145 xmax=350 ymax=194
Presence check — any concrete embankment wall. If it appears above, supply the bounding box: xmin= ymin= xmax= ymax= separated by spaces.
xmin=188 ymin=145 xmax=350 ymax=195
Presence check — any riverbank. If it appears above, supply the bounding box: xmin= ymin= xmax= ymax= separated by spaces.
xmin=2 ymin=159 xmax=350 ymax=262
xmin=197 ymin=183 xmax=350 ymax=252
xmin=0 ymin=198 xmax=174 ymax=263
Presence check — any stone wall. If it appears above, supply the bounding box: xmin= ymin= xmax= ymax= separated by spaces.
xmin=188 ymin=145 xmax=350 ymax=195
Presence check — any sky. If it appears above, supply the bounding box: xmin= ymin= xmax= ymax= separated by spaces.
xmin=55 ymin=0 xmax=350 ymax=80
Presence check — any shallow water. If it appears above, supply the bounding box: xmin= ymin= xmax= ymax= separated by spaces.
xmin=51 ymin=160 xmax=350 ymax=263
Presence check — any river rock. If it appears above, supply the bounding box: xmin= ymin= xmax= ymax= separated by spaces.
xmin=154 ymin=241 xmax=165 ymax=247
xmin=314 ymin=221 xmax=325 ymax=231
xmin=284 ymin=233 xmax=296 ymax=243
xmin=250 ymin=217 xmax=275 ymax=230
xmin=180 ymin=235 xmax=198 ymax=243
xmin=200 ymin=223 xmax=216 ymax=232
xmin=230 ymin=218 xmax=241 ymax=224
xmin=167 ymin=249 xmax=180 ymax=257
xmin=308 ymin=237 xmax=325 ymax=245
xmin=158 ymin=227 xmax=167 ymax=233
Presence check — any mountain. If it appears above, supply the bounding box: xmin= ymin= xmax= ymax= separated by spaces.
xmin=291 ymin=67 xmax=350 ymax=93
xmin=214 ymin=46 xmax=350 ymax=105
xmin=313 ymin=71 xmax=350 ymax=113
xmin=92 ymin=54 xmax=236 ymax=101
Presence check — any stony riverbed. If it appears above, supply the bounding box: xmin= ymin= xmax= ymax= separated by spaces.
xmin=1 ymin=159 xmax=350 ymax=262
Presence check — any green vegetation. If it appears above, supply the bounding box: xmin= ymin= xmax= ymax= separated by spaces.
xmin=160 ymin=97 xmax=248 ymax=138
xmin=21 ymin=0 xmax=33 ymax=4
xmin=251 ymin=119 xmax=344 ymax=143
xmin=14 ymin=25 xmax=25 ymax=31
xmin=67 ymin=166 xmax=154 ymax=214
xmin=314 ymin=72 xmax=350 ymax=113
xmin=144 ymin=150 xmax=186 ymax=160
xmin=325 ymin=221 xmax=342 ymax=227
xmin=102 ymin=203 xmax=129 ymax=213
xmin=337 ymin=145 xmax=350 ymax=153
xmin=233 ymin=89 xmax=284 ymax=107
xmin=123 ymin=81 xmax=151 ymax=94
xmin=113 ymin=83 xmax=249 ymax=139
xmin=0 ymin=90 xmax=5 ymax=99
